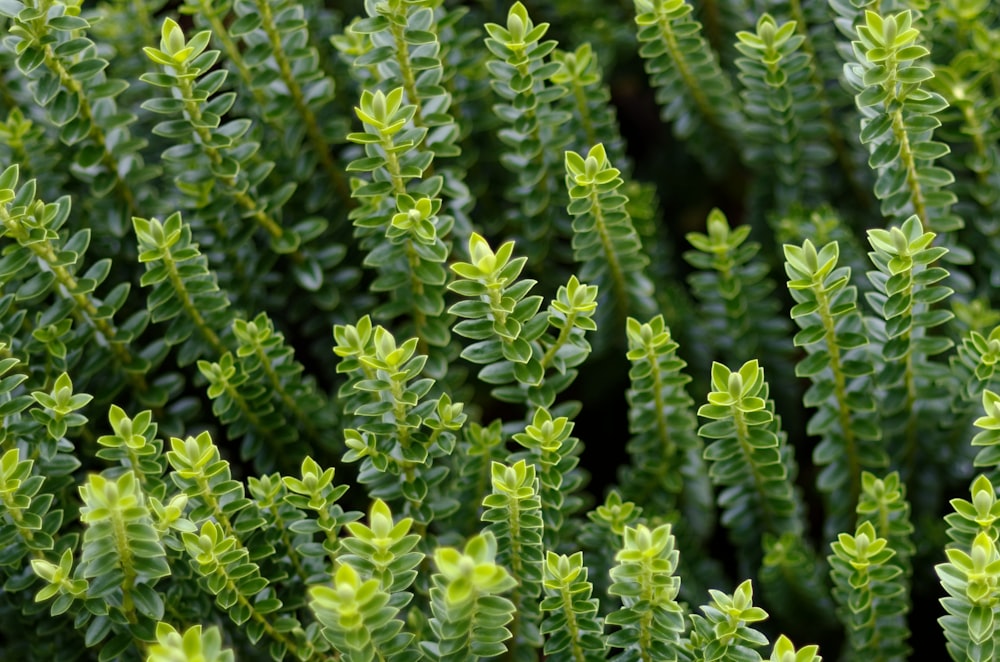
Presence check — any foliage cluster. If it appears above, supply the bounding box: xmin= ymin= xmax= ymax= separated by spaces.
xmin=2 ymin=0 xmax=1000 ymax=660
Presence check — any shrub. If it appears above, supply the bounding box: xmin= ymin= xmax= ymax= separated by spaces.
xmin=1 ymin=0 xmax=999 ymax=660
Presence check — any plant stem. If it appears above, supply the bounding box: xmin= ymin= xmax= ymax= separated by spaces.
xmin=814 ymin=279 xmax=861 ymax=517
xmin=0 ymin=203 xmax=149 ymax=392
xmin=255 ymin=0 xmax=350 ymax=201
xmin=159 ymin=246 xmax=226 ymax=355
xmin=585 ymin=187 xmax=629 ymax=321
xmin=889 ymin=108 xmax=928 ymax=227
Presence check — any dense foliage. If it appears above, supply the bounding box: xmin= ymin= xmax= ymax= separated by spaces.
xmin=2 ymin=0 xmax=1000 ymax=660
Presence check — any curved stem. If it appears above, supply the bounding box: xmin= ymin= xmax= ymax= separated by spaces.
xmin=387 ymin=6 xmax=426 ymax=129
xmin=268 ymin=502 xmax=311 ymax=586
xmin=194 ymin=472 xmax=238 ymax=541
xmin=539 ymin=311 xmax=578 ymax=370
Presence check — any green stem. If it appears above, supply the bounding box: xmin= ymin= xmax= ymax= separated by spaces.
xmin=125 ymin=444 xmax=155 ymax=494
xmin=221 ymin=379 xmax=271 ymax=437
xmin=788 ymin=0 xmax=870 ymax=207
xmin=653 ymin=5 xmax=733 ymax=148
xmin=174 ymin=69 xmax=287 ymax=241
xmin=647 ymin=348 xmax=675 ymax=472
xmin=110 ymin=505 xmax=138 ymax=625
xmin=637 ymin=556 xmax=654 ymax=662
xmin=513 ymin=55 xmax=552 ymax=197
xmin=506 ymin=495 xmax=524 ymax=581
xmin=504 ymin=496 xmax=525 ymax=660
xmin=487 ymin=282 xmax=510 ymax=330
xmin=733 ymin=409 xmax=775 ymax=534
xmin=194 ymin=472 xmax=239 ymax=541
xmin=389 ymin=379 xmax=412 ymax=449
xmin=317 ymin=508 xmax=341 ymax=567
xmin=586 ymin=187 xmax=629 ymax=321
xmin=896 ymin=275 xmax=917 ymax=478
xmin=382 ymin=140 xmax=409 ymax=199
xmin=540 ymin=449 xmax=564 ymax=544
xmin=268 ymin=502 xmax=311 ymax=586
xmin=159 ymin=247 xmax=226 ymax=355
xmin=539 ymin=311 xmax=578 ymax=370
xmin=224 ymin=564 xmax=302 ymax=657
xmin=40 ymin=45 xmax=137 ymax=216
xmin=889 ymin=107 xmax=928 ymax=227
xmin=0 ymin=205 xmax=149 ymax=392
xmin=814 ymin=281 xmax=861 ymax=517
xmin=559 ymin=584 xmax=588 ymax=662
xmin=404 ymin=240 xmax=429 ymax=353
xmin=255 ymin=0 xmax=350 ymax=201
xmin=387 ymin=5 xmax=426 ymax=129
xmin=252 ymin=343 xmax=322 ymax=441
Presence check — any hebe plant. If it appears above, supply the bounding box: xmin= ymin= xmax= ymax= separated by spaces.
xmin=3 ymin=0 xmax=1000 ymax=660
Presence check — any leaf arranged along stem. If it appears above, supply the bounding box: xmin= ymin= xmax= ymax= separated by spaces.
xmin=845 ymin=10 xmax=961 ymax=235
xmin=620 ymin=314 xmax=713 ymax=545
xmin=346 ymin=85 xmax=455 ymax=377
xmin=142 ymin=16 xmax=330 ymax=278
xmin=541 ymin=551 xmax=608 ymax=661
xmin=735 ymin=13 xmax=833 ymax=213
xmin=484 ymin=1 xmax=572 ymax=263
xmin=784 ymin=238 xmax=884 ymax=534
xmin=0 ymin=166 xmax=152 ymax=399
xmin=685 ymin=209 xmax=792 ymax=373
xmin=606 ymin=523 xmax=687 ymax=661
xmin=3 ymin=1 xmax=1000 ymax=659
xmin=564 ymin=143 xmax=657 ymax=325
xmin=829 ymin=519 xmax=911 ymax=660
xmin=697 ymin=360 xmax=807 ymax=558
xmin=1 ymin=0 xmax=155 ymax=230
xmin=334 ymin=318 xmax=463 ymax=527
xmin=424 ymin=532 xmax=518 ymax=661
xmin=482 ymin=459 xmax=545 ymax=653
xmin=632 ymin=0 xmax=744 ymax=179
xmin=864 ymin=215 xmax=954 ymax=480
xmin=448 ymin=232 xmax=598 ymax=410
